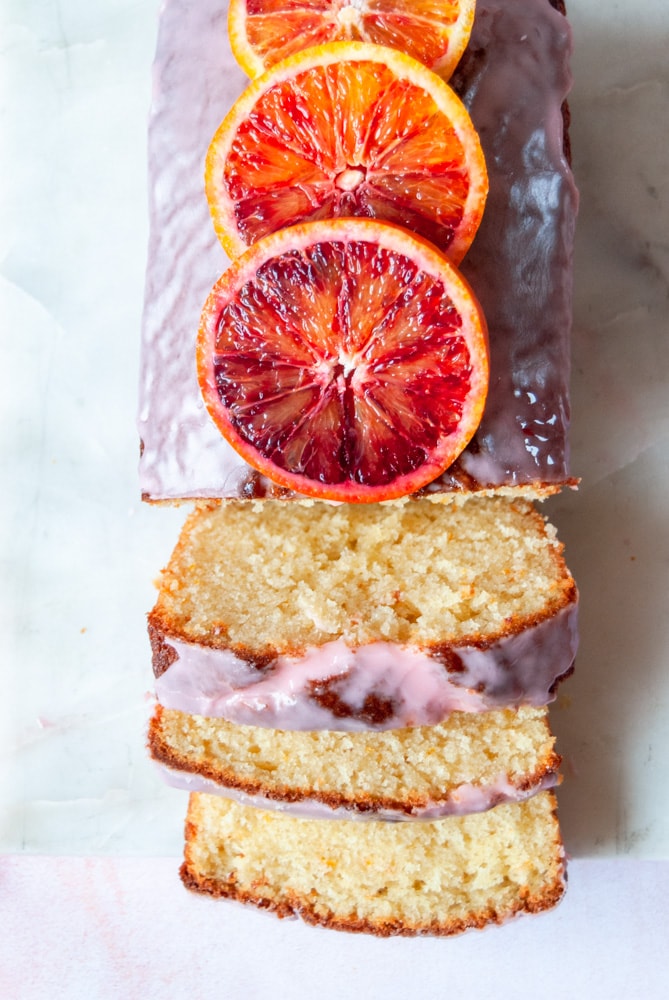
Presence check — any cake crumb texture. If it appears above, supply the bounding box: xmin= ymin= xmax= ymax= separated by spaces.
xmin=150 ymin=497 xmax=575 ymax=653
xmin=150 ymin=704 xmax=560 ymax=814
xmin=181 ymin=791 xmax=566 ymax=936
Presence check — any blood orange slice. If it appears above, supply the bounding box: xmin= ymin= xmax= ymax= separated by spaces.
xmin=228 ymin=0 xmax=476 ymax=80
xmin=197 ymin=218 xmax=489 ymax=503
xmin=206 ymin=42 xmax=487 ymax=263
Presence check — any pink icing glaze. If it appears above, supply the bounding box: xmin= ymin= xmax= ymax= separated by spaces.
xmin=154 ymin=600 xmax=578 ymax=731
xmin=155 ymin=762 xmax=560 ymax=822
xmin=138 ymin=0 xmax=578 ymax=501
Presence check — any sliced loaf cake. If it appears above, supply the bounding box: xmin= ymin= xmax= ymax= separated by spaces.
xmin=141 ymin=0 xmax=579 ymax=938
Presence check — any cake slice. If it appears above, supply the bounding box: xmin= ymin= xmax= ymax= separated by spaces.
xmin=149 ymin=497 xmax=578 ymax=731
xmin=181 ymin=791 xmax=566 ymax=936
xmin=150 ymin=703 xmax=561 ymax=820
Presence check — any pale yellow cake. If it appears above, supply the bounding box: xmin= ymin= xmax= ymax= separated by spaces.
xmin=150 ymin=704 xmax=561 ymax=819
xmin=150 ymin=496 xmax=574 ymax=655
xmin=181 ymin=791 xmax=566 ymax=936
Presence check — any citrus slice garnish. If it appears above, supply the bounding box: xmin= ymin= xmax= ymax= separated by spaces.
xmin=228 ymin=0 xmax=476 ymax=80
xmin=206 ymin=41 xmax=488 ymax=263
xmin=197 ymin=218 xmax=489 ymax=503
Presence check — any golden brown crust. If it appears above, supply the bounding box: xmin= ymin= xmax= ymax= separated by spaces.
xmin=147 ymin=607 xmax=285 ymax=677
xmin=429 ymin=583 xmax=578 ymax=662
xmin=148 ymin=620 xmax=180 ymax=678
xmin=179 ymin=861 xmax=566 ymax=937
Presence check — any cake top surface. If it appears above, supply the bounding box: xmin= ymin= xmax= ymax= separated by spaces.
xmin=138 ymin=0 xmax=578 ymax=502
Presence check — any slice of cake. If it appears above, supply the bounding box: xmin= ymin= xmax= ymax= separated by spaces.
xmin=138 ymin=0 xmax=578 ymax=501
xmin=150 ymin=704 xmax=561 ymax=820
xmin=149 ymin=497 xmax=578 ymax=731
xmin=181 ymin=791 xmax=566 ymax=936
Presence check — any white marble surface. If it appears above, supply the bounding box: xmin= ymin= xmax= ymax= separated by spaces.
xmin=1 ymin=0 xmax=668 ymax=873
xmin=4 ymin=856 xmax=669 ymax=1000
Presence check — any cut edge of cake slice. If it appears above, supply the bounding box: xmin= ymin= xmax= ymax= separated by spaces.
xmin=180 ymin=791 xmax=567 ymax=937
xmin=148 ymin=704 xmax=562 ymax=821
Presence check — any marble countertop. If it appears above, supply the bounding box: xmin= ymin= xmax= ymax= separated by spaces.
xmin=2 ymin=856 xmax=668 ymax=1000
xmin=2 ymin=0 xmax=669 ymax=986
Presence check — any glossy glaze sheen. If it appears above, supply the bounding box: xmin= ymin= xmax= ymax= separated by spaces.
xmin=138 ymin=0 xmax=578 ymax=500
xmin=153 ymin=601 xmax=578 ymax=731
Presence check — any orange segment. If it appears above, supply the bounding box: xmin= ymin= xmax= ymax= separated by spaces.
xmin=197 ymin=218 xmax=489 ymax=503
xmin=206 ymin=41 xmax=488 ymax=262
xmin=228 ymin=0 xmax=476 ymax=80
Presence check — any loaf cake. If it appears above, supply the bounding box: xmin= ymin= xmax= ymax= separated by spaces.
xmin=140 ymin=0 xmax=579 ymax=938
xmin=149 ymin=498 xmax=577 ymax=731
xmin=150 ymin=703 xmax=561 ymax=820
xmin=138 ymin=0 xmax=577 ymax=501
xmin=181 ymin=791 xmax=566 ymax=936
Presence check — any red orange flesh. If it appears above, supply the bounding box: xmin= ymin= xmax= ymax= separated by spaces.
xmin=206 ymin=42 xmax=488 ymax=263
xmin=197 ymin=218 xmax=489 ymax=502
xmin=228 ymin=0 xmax=476 ymax=80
